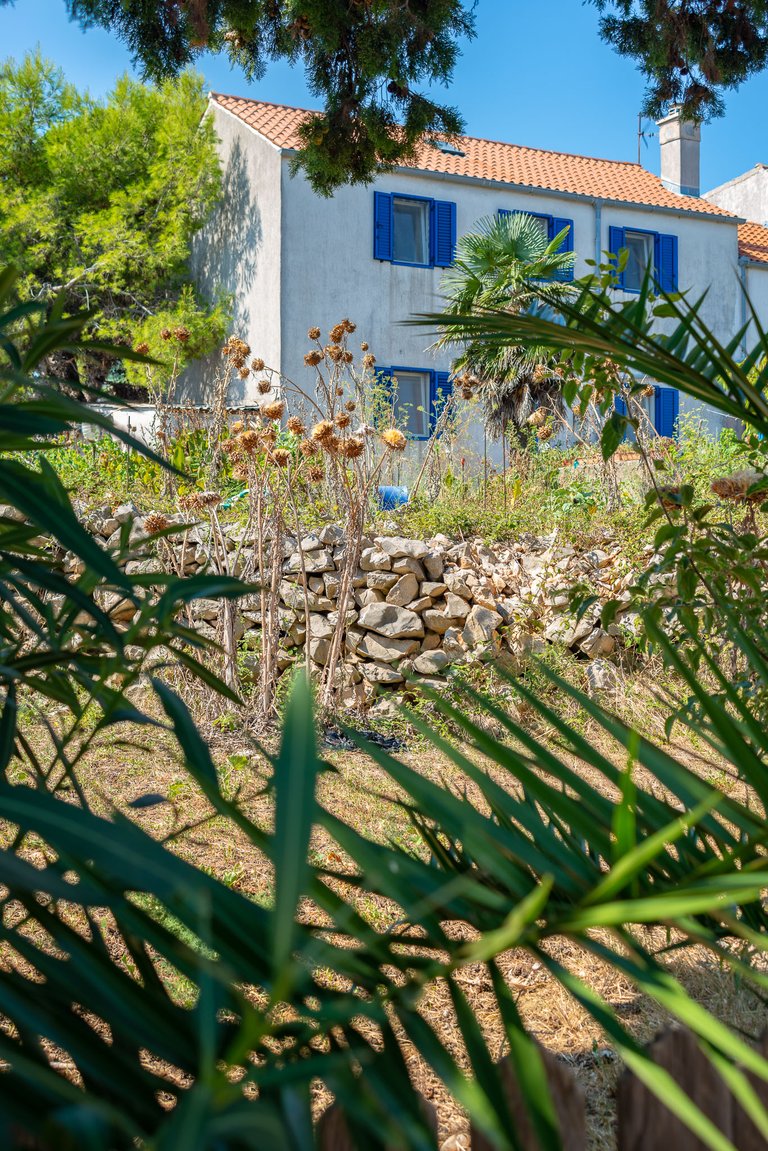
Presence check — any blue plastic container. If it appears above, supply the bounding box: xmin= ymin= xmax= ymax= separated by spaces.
xmin=377 ymin=485 xmax=409 ymax=510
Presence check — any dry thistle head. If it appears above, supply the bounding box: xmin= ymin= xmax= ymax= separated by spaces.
xmin=160 ymin=328 xmax=172 ymax=341
xmin=307 ymin=326 xmax=321 ymax=341
xmin=342 ymin=350 xmax=354 ymax=364
xmin=532 ymin=364 xmax=549 ymax=385
xmin=360 ymin=341 xmax=369 ymax=352
xmin=307 ymin=464 xmax=324 ymax=483
xmin=144 ymin=511 xmax=170 ymax=535
xmin=381 ymin=428 xmax=406 ymax=452
xmin=326 ymin=344 xmax=343 ymax=363
xmin=231 ymin=419 xmax=244 ymax=434
xmin=345 ymin=400 xmax=356 ymax=412
xmin=261 ymin=426 xmax=278 ymax=447
xmin=271 ymin=448 xmax=291 ymax=468
xmin=238 ymin=429 xmax=261 ymax=454
xmin=641 ymin=384 xmax=655 ymax=398
xmin=335 ymin=412 xmax=352 ymax=429
xmin=304 ymin=349 xmax=323 ymax=367
xmin=537 ymin=424 xmax=555 ymax=443
xmin=174 ymin=326 xmax=191 ymax=343
xmin=527 ymin=408 xmax=547 ymax=427
xmin=329 ymin=323 xmax=346 ymax=344
xmin=233 ymin=461 xmax=249 ymax=481
xmin=342 ymin=437 xmax=365 ymax=460
xmin=251 ymin=357 xmax=265 ymax=371
xmin=711 ymin=468 xmax=765 ymax=503
xmin=287 ymin=416 xmax=305 ymax=435
xmin=341 ymin=318 xmax=356 ymax=334
xmin=239 ymin=367 xmax=250 ymax=379
xmin=262 ymin=400 xmax=285 ymax=421
xmin=461 ymin=387 xmax=473 ymax=400
xmin=362 ymin=353 xmax=376 ymax=369
xmin=134 ymin=341 xmax=150 ymax=356
xmin=198 ymin=491 xmax=222 ymax=509
xmin=299 ymin=438 xmax=315 ymax=457
xmin=311 ymin=420 xmax=334 ymax=445
xmin=179 ymin=493 xmax=202 ymax=511
xmin=257 ymin=378 xmax=271 ymax=395
xmin=323 ymin=433 xmax=341 ymax=455
xmin=335 ymin=386 xmax=344 ymax=396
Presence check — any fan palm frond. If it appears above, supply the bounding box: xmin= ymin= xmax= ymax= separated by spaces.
xmin=436 ymin=212 xmax=576 ymax=434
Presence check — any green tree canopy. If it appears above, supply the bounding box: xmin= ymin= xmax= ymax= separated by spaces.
xmin=0 ymin=50 xmax=227 ymax=391
xmin=0 ymin=0 xmax=474 ymax=195
xmin=592 ymin=0 xmax=768 ymax=119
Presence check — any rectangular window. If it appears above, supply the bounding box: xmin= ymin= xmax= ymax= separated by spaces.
xmin=608 ymin=225 xmax=678 ymax=293
xmin=623 ymin=230 xmax=655 ymax=292
xmin=393 ymin=197 xmax=430 ymax=265
xmin=392 ymin=370 xmax=430 ymax=438
xmin=373 ymin=192 xmax=456 ymax=267
xmin=377 ymin=367 xmax=454 ymax=440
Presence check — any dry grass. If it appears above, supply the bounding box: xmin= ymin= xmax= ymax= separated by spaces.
xmin=6 ymin=669 xmax=765 ymax=1150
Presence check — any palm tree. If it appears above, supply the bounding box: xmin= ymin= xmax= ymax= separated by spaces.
xmin=436 ymin=211 xmax=576 ymax=435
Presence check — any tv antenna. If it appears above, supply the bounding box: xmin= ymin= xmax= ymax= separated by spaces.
xmin=637 ymin=113 xmax=655 ymax=164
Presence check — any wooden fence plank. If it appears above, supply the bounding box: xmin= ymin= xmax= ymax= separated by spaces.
xmin=470 ymin=1046 xmax=586 ymax=1151
xmin=730 ymin=1029 xmax=768 ymax=1151
xmin=316 ymin=1093 xmax=438 ymax=1150
xmin=617 ymin=1026 xmax=744 ymax=1150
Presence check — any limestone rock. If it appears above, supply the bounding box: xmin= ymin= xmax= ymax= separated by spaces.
xmin=386 ymin=573 xmax=419 ymax=607
xmin=579 ymin=628 xmax=616 ymax=659
xmin=360 ymin=660 xmax=405 ymax=684
xmin=463 ymin=605 xmax=502 ymax=648
xmin=358 ymin=602 xmax=424 ymax=639
xmin=357 ymin=633 xmax=419 ymax=663
xmin=367 ymin=571 xmax=399 ymax=592
xmin=445 ymin=592 xmax=471 ymax=620
xmin=413 ymin=649 xmax=452 ymax=675
xmin=360 ymin=547 xmax=391 ymax=571
xmin=376 ymin=536 xmax=429 ymax=560
xmin=422 ymin=609 xmax=451 ymax=634
xmin=423 ymin=551 xmax=445 ymax=580
xmin=392 ymin=556 xmax=426 ymax=579
xmin=421 ymin=581 xmax=447 ymax=598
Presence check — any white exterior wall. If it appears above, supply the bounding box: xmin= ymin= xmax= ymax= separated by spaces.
xmin=182 ymin=104 xmax=283 ymax=405
xmin=279 ymin=161 xmax=743 ymax=449
xmin=704 ymin=166 xmax=768 ymax=225
xmin=745 ymin=263 xmax=768 ymax=344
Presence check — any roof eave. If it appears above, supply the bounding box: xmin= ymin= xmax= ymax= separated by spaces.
xmin=277 ymin=147 xmax=740 ymax=223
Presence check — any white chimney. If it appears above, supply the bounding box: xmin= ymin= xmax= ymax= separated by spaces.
xmin=657 ymin=105 xmax=700 ymax=197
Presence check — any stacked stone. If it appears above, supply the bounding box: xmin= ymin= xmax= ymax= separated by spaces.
xmin=51 ymin=503 xmax=667 ymax=701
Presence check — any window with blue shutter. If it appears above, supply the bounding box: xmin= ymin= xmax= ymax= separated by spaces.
xmin=373 ymin=192 xmax=456 ymax=267
xmin=373 ymin=191 xmax=393 ymax=262
xmin=609 ymin=225 xmax=678 ymax=293
xmin=654 ymin=386 xmax=679 ymax=437
xmin=432 ymin=200 xmax=457 ymax=267
xmin=498 ymin=210 xmax=574 ymax=280
xmin=431 ymin=370 xmax=453 ymax=431
xmin=377 ymin=366 xmax=452 ymax=439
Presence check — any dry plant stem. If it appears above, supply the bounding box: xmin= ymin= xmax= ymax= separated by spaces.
xmin=281 ymin=465 xmax=314 ymax=676
xmin=206 ymin=365 xmax=232 ymax=483
xmin=410 ymin=394 xmax=458 ymax=502
xmin=209 ymin=506 xmax=240 ymax=695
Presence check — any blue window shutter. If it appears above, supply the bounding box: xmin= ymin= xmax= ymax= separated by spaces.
xmin=431 ymin=370 xmax=453 ymax=432
xmin=550 ymin=216 xmax=574 ymax=282
xmin=373 ymin=192 xmax=393 ymax=261
xmin=655 ymin=232 xmax=678 ymax=293
xmin=654 ymin=386 xmax=679 ymax=437
xmin=498 ymin=208 xmax=512 ymax=218
xmin=614 ymin=396 xmax=627 ymax=417
xmin=432 ymin=200 xmax=457 ymax=267
xmin=608 ymin=225 xmax=625 ymax=286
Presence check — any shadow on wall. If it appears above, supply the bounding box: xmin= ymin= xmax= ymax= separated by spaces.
xmin=179 ymin=136 xmax=263 ymax=405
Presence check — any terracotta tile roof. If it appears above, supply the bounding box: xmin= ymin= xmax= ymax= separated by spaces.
xmin=211 ymin=93 xmax=736 ymax=218
xmin=739 ymin=221 xmax=768 ymax=263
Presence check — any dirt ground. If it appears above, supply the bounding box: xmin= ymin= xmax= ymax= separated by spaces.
xmin=31 ymin=673 xmax=763 ymax=1151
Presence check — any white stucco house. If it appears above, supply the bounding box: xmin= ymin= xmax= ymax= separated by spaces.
xmin=185 ymin=94 xmax=768 ymax=465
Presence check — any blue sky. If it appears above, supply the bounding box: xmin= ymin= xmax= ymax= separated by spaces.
xmin=2 ymin=0 xmax=767 ymax=192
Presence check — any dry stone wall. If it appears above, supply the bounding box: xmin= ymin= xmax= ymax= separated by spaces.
xmin=68 ymin=501 xmax=655 ymax=705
